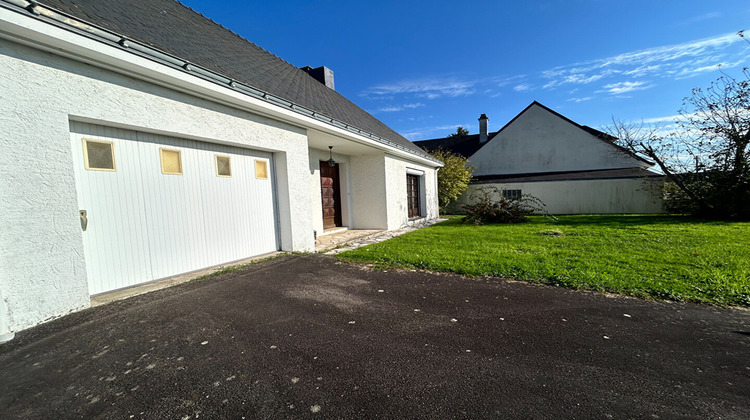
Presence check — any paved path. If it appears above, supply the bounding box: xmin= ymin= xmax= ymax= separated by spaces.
xmin=1 ymin=254 xmax=749 ymax=418
xmin=324 ymin=218 xmax=447 ymax=254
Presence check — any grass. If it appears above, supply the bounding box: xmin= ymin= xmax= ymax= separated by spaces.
xmin=338 ymin=215 xmax=750 ymax=306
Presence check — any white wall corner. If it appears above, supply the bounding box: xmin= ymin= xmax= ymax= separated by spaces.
xmin=275 ymin=149 xmax=315 ymax=252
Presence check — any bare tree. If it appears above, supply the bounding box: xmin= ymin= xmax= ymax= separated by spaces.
xmin=609 ymin=66 xmax=750 ymax=218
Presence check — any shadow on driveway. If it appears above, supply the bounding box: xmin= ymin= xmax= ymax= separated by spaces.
xmin=2 ymin=254 xmax=749 ymax=418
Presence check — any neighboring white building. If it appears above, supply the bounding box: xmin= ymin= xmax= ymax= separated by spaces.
xmin=415 ymin=101 xmax=664 ymax=214
xmin=0 ymin=0 xmax=440 ymax=339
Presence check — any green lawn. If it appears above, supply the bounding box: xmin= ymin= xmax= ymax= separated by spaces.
xmin=338 ymin=215 xmax=750 ymax=306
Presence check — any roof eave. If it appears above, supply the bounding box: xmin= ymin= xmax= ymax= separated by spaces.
xmin=0 ymin=0 xmax=441 ymax=166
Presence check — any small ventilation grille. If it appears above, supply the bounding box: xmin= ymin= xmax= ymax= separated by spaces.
xmin=83 ymin=139 xmax=116 ymax=171
xmin=216 ymin=155 xmax=231 ymax=177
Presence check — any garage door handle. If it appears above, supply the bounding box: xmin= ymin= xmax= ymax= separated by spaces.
xmin=79 ymin=210 xmax=88 ymax=231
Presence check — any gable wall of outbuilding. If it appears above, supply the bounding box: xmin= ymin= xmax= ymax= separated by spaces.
xmin=470 ymin=105 xmax=649 ymax=176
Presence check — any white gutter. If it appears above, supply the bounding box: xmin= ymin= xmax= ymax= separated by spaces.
xmin=0 ymin=0 xmax=442 ymax=167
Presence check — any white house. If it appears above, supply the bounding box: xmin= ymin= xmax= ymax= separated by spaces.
xmin=415 ymin=101 xmax=664 ymax=214
xmin=0 ymin=0 xmax=441 ymax=340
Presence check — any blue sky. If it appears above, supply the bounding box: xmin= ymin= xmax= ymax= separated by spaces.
xmin=179 ymin=0 xmax=750 ymax=140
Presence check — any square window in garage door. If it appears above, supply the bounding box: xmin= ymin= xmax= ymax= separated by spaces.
xmin=255 ymin=159 xmax=269 ymax=179
xmin=82 ymin=138 xmax=116 ymax=171
xmin=160 ymin=148 xmax=183 ymax=175
xmin=215 ymin=155 xmax=231 ymax=177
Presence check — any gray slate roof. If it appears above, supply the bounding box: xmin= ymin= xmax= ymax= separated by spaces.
xmin=473 ymin=168 xmax=664 ymax=183
xmin=414 ymin=133 xmax=493 ymax=159
xmin=33 ymin=0 xmax=431 ymax=160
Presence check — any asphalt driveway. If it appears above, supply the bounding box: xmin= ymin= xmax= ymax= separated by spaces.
xmin=1 ymin=254 xmax=749 ymax=419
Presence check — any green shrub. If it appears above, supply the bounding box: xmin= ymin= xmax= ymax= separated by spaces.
xmin=428 ymin=148 xmax=476 ymax=211
xmin=461 ymin=187 xmax=550 ymax=225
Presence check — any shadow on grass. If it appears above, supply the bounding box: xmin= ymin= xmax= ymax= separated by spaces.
xmin=428 ymin=215 xmax=746 ymax=235
xmin=536 ymin=215 xmax=737 ymax=228
xmin=440 ymin=215 xmax=703 ymax=228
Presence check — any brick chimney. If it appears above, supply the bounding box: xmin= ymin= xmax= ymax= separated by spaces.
xmin=301 ymin=66 xmax=335 ymax=90
xmin=478 ymin=114 xmax=489 ymax=144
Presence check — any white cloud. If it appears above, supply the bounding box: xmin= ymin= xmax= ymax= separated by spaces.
xmin=376 ymin=103 xmax=424 ymax=113
xmin=401 ymin=124 xmax=469 ymax=140
xmin=495 ymin=74 xmax=527 ymax=87
xmin=640 ymin=113 xmax=690 ymax=125
xmin=596 ymin=33 xmax=739 ymax=68
xmin=364 ymin=78 xmax=476 ymax=99
xmin=679 ymin=11 xmax=721 ymax=25
xmin=601 ymin=81 xmax=653 ymax=95
xmin=620 ymin=109 xmax=750 ymax=139
xmin=622 ymin=65 xmax=662 ymax=77
xmin=674 ymin=60 xmax=746 ymax=79
xmin=362 ymin=74 xmax=529 ymax=102
xmin=362 ymin=31 xmax=747 ymax=111
xmin=541 ymin=32 xmax=746 ymax=90
xmin=543 ymin=71 xmax=615 ymax=88
xmin=675 ymin=63 xmax=724 ymax=78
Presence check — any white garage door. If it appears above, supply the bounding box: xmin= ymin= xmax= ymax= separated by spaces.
xmin=70 ymin=122 xmax=279 ymax=295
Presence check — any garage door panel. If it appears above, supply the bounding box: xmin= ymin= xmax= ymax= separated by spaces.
xmin=71 ymin=122 xmax=279 ymax=295
xmin=136 ymin=133 xmax=210 ymax=279
xmin=199 ymin=145 xmax=276 ymax=266
xmin=82 ymin=125 xmax=153 ymax=293
xmin=71 ymin=122 xmax=154 ymax=294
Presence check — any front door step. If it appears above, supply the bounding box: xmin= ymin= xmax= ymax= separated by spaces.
xmin=319 ymin=227 xmax=348 ymax=237
xmin=315 ymin=229 xmax=382 ymax=252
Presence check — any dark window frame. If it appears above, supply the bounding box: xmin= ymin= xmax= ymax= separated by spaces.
xmin=407 ymin=173 xmax=421 ymax=219
xmin=502 ymin=189 xmax=522 ymax=199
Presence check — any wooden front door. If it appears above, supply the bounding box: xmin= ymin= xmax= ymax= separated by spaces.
xmin=407 ymin=174 xmax=420 ymax=218
xmin=320 ymin=162 xmax=342 ymax=229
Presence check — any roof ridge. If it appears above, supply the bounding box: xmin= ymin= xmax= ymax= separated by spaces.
xmin=166 ymin=3 xmax=419 ymax=147
xmin=170 ymin=2 xmax=380 ymax=124
xmin=174 ymin=1 xmax=301 ymax=74
xmin=18 ymin=0 xmax=437 ymax=162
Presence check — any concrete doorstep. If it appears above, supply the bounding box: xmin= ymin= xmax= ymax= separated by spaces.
xmin=323 ymin=218 xmax=447 ymax=254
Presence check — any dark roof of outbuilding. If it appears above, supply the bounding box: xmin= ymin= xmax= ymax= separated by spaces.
xmin=473 ymin=168 xmax=664 ymax=184
xmin=413 ymin=133 xmax=494 ymax=158
xmin=31 ymin=0 xmax=432 ymax=160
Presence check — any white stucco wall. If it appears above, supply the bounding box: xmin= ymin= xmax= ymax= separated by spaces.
xmin=0 ymin=39 xmax=314 ymax=332
xmin=471 ymin=104 xmax=649 ymax=176
xmin=316 ymin=152 xmax=440 ymax=231
xmin=384 ymin=155 xmax=440 ymax=229
xmin=348 ymin=154 xmax=389 ymax=229
xmin=460 ymin=178 xmax=665 ymax=214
